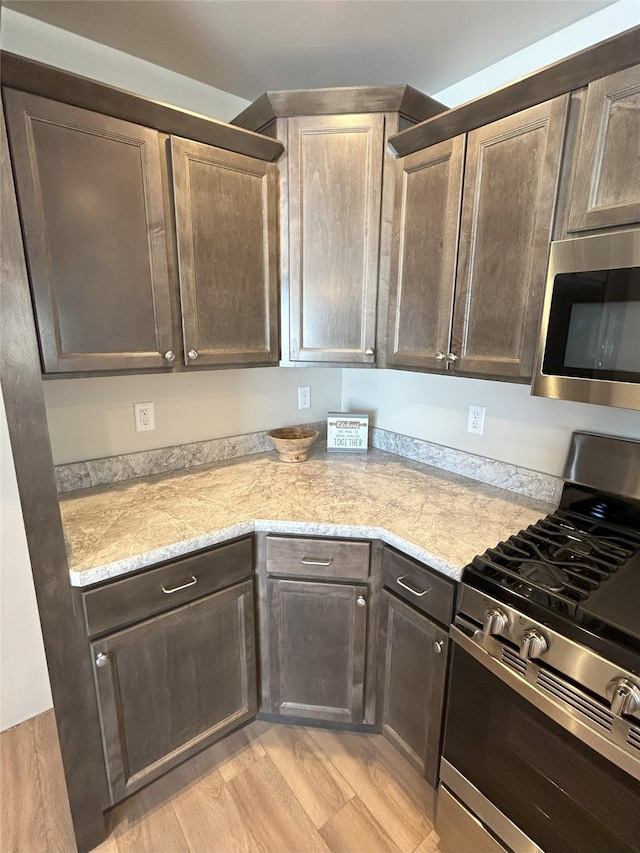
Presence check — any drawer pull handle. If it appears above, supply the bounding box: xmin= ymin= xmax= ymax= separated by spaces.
xmin=301 ymin=557 xmax=333 ymax=566
xmin=396 ymin=575 xmax=428 ymax=597
xmin=161 ymin=575 xmax=198 ymax=594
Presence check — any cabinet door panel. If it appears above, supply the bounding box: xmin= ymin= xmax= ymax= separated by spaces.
xmin=381 ymin=592 xmax=448 ymax=786
xmin=91 ymin=580 xmax=256 ymax=803
xmin=171 ymin=137 xmax=279 ymax=366
xmin=3 ymin=88 xmax=174 ymax=373
xmin=387 ymin=136 xmax=464 ymax=370
xmin=289 ymin=114 xmax=383 ymax=363
xmin=567 ymin=65 xmax=640 ymax=232
xmin=452 ymin=96 xmax=568 ymax=379
xmin=269 ymin=579 xmax=367 ymax=722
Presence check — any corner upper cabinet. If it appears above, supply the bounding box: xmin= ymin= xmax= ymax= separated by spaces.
xmin=171 ymin=137 xmax=279 ymax=366
xmin=388 ymin=95 xmax=569 ymax=380
xmin=566 ymin=64 xmax=640 ymax=233
xmin=232 ymin=87 xmax=447 ymax=366
xmin=3 ymin=88 xmax=175 ymax=373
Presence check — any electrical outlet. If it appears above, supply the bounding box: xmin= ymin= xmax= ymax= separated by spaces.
xmin=298 ymin=386 xmax=311 ymax=410
xmin=467 ymin=404 xmax=485 ymax=435
xmin=134 ymin=402 xmax=155 ymax=432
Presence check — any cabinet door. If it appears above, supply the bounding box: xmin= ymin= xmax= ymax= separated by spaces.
xmin=288 ymin=114 xmax=384 ymax=363
xmin=91 ymin=579 xmax=256 ymax=804
xmin=451 ymin=96 xmax=569 ymax=379
xmin=3 ymin=89 xmax=174 ymax=373
xmin=171 ymin=137 xmax=279 ymax=366
xmin=387 ymin=136 xmax=465 ymax=370
xmin=268 ymin=578 xmax=367 ymax=723
xmin=380 ymin=592 xmax=448 ymax=787
xmin=567 ymin=65 xmax=640 ymax=233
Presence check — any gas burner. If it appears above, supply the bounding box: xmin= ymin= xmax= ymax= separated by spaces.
xmin=517 ymin=560 xmax=570 ymax=592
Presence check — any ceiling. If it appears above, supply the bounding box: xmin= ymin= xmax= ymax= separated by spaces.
xmin=2 ymin=0 xmax=622 ymax=101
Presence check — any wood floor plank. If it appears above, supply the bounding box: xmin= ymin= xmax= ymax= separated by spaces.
xmin=319 ymin=796 xmax=403 ymax=853
xmin=195 ymin=720 xmax=268 ymax=784
xmin=307 ymin=728 xmax=433 ymax=852
xmin=110 ymin=770 xmax=190 ymax=853
xmin=32 ymin=709 xmax=77 ymax=853
xmin=413 ymin=829 xmax=442 ymax=853
xmin=371 ymin=734 xmax=437 ymax=823
xmin=259 ymin=724 xmax=355 ymax=829
xmin=0 ymin=719 xmax=50 ymax=853
xmin=226 ymin=754 xmax=332 ymax=853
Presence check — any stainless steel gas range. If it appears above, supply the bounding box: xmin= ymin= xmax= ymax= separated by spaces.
xmin=437 ymin=431 xmax=640 ymax=853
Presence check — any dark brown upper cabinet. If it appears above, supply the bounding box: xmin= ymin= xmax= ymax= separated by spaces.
xmin=386 ymin=136 xmax=465 ymax=370
xmin=388 ymin=96 xmax=569 ymax=381
xmin=3 ymin=88 xmax=175 ymax=374
xmin=232 ymin=87 xmax=447 ymax=366
xmin=171 ymin=137 xmax=279 ymax=367
xmin=566 ymin=64 xmax=640 ymax=234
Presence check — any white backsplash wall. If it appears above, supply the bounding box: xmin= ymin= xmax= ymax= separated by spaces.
xmin=44 ymin=368 xmax=342 ymax=465
xmin=342 ymin=370 xmax=640 ymax=477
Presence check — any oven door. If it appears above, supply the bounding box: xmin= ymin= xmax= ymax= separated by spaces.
xmin=439 ymin=628 xmax=640 ymax=853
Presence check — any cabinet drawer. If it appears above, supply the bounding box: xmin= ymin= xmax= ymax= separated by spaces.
xmin=82 ymin=537 xmax=253 ymax=636
xmin=266 ymin=536 xmax=370 ymax=580
xmin=382 ymin=548 xmax=455 ymax=627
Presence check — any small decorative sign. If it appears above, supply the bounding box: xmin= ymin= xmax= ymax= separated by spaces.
xmin=327 ymin=412 xmax=369 ymax=452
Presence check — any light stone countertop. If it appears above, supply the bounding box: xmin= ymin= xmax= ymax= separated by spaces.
xmin=60 ymin=448 xmax=554 ymax=587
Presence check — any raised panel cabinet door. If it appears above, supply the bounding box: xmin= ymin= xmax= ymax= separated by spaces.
xmin=171 ymin=137 xmax=279 ymax=366
xmin=3 ymin=88 xmax=174 ymax=373
xmin=386 ymin=136 xmax=465 ymax=370
xmin=268 ymin=578 xmax=368 ymax=723
xmin=451 ymin=95 xmax=569 ymax=379
xmin=91 ymin=579 xmax=257 ymax=804
xmin=380 ymin=592 xmax=448 ymax=787
xmin=567 ymin=64 xmax=640 ymax=233
xmin=288 ymin=113 xmax=384 ymax=363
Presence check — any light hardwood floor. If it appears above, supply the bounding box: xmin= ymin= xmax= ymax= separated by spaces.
xmin=1 ymin=711 xmax=442 ymax=853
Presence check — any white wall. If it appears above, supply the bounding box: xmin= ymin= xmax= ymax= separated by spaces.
xmin=0 ymin=389 xmax=53 ymax=730
xmin=45 ymin=368 xmax=342 ymax=464
xmin=343 ymin=370 xmax=640 ymax=476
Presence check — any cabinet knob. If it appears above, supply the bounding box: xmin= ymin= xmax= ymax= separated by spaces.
xmin=364 ymin=347 xmax=375 ymax=357
xmin=187 ymin=349 xmax=199 ymax=360
xmin=95 ymin=653 xmax=108 ymax=668
xmin=356 ymin=595 xmax=366 ymax=608
xmin=164 ymin=350 xmax=176 ymax=362
xmin=446 ymin=353 xmax=458 ymax=363
xmin=435 ymin=351 xmax=446 ymax=361
xmin=433 ymin=640 xmax=445 ymax=654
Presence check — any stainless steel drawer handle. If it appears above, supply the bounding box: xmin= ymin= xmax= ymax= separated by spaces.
xmin=396 ymin=575 xmax=428 ymax=597
xmin=301 ymin=557 xmax=333 ymax=566
xmin=161 ymin=575 xmax=198 ymax=594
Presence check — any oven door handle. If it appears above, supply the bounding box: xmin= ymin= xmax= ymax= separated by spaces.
xmin=449 ymin=625 xmax=640 ymax=784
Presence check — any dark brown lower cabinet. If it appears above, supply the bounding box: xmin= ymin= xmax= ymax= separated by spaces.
xmin=91 ymin=579 xmax=256 ymax=803
xmin=268 ymin=578 xmax=368 ymax=723
xmin=379 ymin=590 xmax=449 ymax=787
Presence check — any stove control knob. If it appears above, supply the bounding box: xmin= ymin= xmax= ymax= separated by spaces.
xmin=483 ymin=608 xmax=509 ymax=637
xmin=518 ymin=628 xmax=548 ymax=660
xmin=607 ymin=678 xmax=640 ymax=717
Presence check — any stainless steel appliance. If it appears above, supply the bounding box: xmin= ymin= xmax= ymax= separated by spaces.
xmin=438 ymin=432 xmax=640 ymax=853
xmin=532 ymin=228 xmax=640 ymax=410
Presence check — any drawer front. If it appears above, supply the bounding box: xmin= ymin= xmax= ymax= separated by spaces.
xmin=266 ymin=536 xmax=370 ymax=580
xmin=83 ymin=536 xmax=253 ymax=636
xmin=382 ymin=547 xmax=455 ymax=626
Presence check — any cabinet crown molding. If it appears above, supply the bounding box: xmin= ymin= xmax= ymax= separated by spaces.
xmin=231 ymin=84 xmax=447 ymax=132
xmin=0 ymin=51 xmax=284 ymax=162
xmin=389 ymin=25 xmax=640 ymax=156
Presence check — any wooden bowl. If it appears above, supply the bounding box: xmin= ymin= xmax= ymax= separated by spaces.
xmin=268 ymin=427 xmax=319 ymax=463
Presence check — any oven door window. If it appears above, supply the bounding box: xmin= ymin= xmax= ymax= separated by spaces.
xmin=542 ymin=267 xmax=640 ymax=383
xmin=443 ymin=645 xmax=640 ymax=853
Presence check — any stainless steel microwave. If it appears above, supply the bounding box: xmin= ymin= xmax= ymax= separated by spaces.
xmin=532 ymin=228 xmax=640 ymax=410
